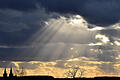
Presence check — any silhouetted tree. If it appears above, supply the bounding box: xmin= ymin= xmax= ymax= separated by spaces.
xmin=78 ymin=68 xmax=85 ymax=78
xmin=15 ymin=67 xmax=26 ymax=76
xmin=65 ymin=67 xmax=79 ymax=78
xmin=65 ymin=66 xmax=86 ymax=78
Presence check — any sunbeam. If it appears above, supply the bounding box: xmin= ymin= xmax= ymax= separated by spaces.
xmin=22 ymin=15 xmax=98 ymax=62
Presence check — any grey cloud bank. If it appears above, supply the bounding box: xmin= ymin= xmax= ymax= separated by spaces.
xmin=0 ymin=0 xmax=120 ymax=26
xmin=0 ymin=0 xmax=120 ymax=75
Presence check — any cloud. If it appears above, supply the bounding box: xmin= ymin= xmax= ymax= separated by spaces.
xmin=0 ymin=10 xmax=98 ymax=62
xmin=0 ymin=8 xmax=47 ymax=32
xmin=0 ymin=22 xmax=29 ymax=32
xmin=0 ymin=0 xmax=120 ymax=26
xmin=0 ymin=0 xmax=120 ymax=77
xmin=0 ymin=59 xmax=118 ymax=77
xmin=0 ymin=6 xmax=61 ymax=45
xmin=0 ymin=6 xmax=119 ymax=68
xmin=30 ymin=15 xmax=97 ymax=44
xmin=97 ymin=51 xmax=117 ymax=62
xmin=18 ymin=62 xmax=40 ymax=69
xmin=0 ymin=61 xmax=16 ymax=68
xmin=54 ymin=60 xmax=66 ymax=69
xmin=38 ymin=0 xmax=120 ymax=26
xmin=0 ymin=0 xmax=37 ymax=11
xmin=82 ymin=0 xmax=120 ymax=26
xmin=99 ymin=63 xmax=116 ymax=74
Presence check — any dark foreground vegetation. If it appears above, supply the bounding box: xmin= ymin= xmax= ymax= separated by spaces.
xmin=1 ymin=76 xmax=120 ymax=80
xmin=2 ymin=68 xmax=119 ymax=80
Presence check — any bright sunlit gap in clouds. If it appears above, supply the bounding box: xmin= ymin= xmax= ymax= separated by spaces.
xmin=16 ymin=14 xmax=101 ymax=77
xmin=2 ymin=13 xmax=120 ymax=77
xmin=27 ymin=14 xmax=98 ymax=61
xmin=1 ymin=13 xmax=120 ymax=78
xmin=3 ymin=13 xmax=120 ymax=78
xmin=2 ymin=0 xmax=120 ymax=78
xmin=95 ymin=34 xmax=110 ymax=44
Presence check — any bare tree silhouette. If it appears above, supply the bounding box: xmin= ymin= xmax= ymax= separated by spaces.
xmin=78 ymin=68 xmax=85 ymax=78
xmin=65 ymin=66 xmax=86 ymax=78
xmin=15 ymin=67 xmax=26 ymax=77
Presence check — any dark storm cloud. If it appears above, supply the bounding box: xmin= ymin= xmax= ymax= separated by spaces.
xmin=0 ymin=7 xmax=90 ymax=61
xmin=0 ymin=0 xmax=37 ymax=11
xmin=100 ymin=29 xmax=120 ymax=38
xmin=100 ymin=29 xmax=120 ymax=43
xmin=0 ymin=0 xmax=120 ymax=63
xmin=0 ymin=0 xmax=120 ymax=26
xmin=98 ymin=27 xmax=120 ymax=51
xmin=37 ymin=0 xmax=120 ymax=26
xmin=98 ymin=45 xmax=113 ymax=50
xmin=0 ymin=44 xmax=89 ymax=61
xmin=96 ymin=40 xmax=118 ymax=62
xmin=0 ymin=8 xmax=59 ymax=45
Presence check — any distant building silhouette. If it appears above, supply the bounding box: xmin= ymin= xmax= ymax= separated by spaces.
xmin=2 ymin=68 xmax=54 ymax=80
xmin=9 ymin=68 xmax=13 ymax=78
xmin=3 ymin=68 xmax=7 ymax=78
xmin=2 ymin=68 xmax=120 ymax=80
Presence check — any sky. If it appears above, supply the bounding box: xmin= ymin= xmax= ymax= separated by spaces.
xmin=0 ymin=0 xmax=120 ymax=78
